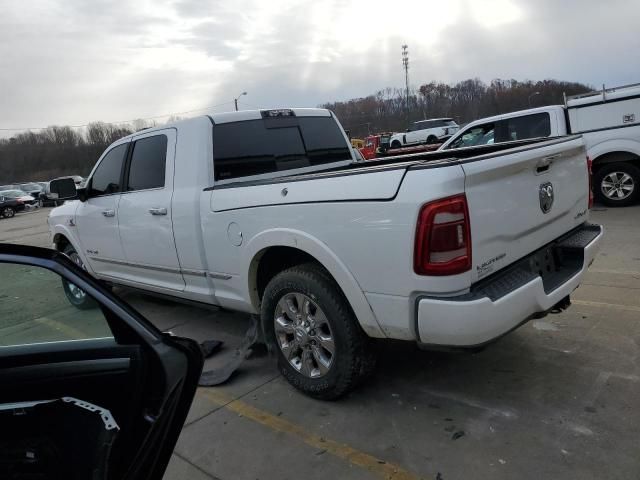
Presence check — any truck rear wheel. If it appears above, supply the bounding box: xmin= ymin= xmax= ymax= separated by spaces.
xmin=261 ymin=263 xmax=377 ymax=400
xmin=427 ymin=135 xmax=438 ymax=144
xmin=390 ymin=140 xmax=402 ymax=149
xmin=594 ymin=162 xmax=640 ymax=207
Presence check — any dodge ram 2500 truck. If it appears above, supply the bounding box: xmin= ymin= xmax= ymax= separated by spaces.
xmin=48 ymin=108 xmax=603 ymax=399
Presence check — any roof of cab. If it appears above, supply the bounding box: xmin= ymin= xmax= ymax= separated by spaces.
xmin=111 ymin=108 xmax=332 ymax=144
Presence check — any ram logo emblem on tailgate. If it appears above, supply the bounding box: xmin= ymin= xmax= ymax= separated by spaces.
xmin=539 ymin=182 xmax=554 ymax=214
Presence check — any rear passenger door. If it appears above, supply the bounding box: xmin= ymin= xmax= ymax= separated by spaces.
xmin=117 ymin=129 xmax=185 ymax=291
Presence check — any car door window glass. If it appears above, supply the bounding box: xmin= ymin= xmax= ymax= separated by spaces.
xmin=90 ymin=144 xmax=128 ymax=196
xmin=127 ymin=135 xmax=168 ymax=191
xmin=504 ymin=113 xmax=551 ymax=141
xmin=0 ymin=263 xmax=112 ymax=346
xmin=448 ymin=123 xmax=495 ymax=149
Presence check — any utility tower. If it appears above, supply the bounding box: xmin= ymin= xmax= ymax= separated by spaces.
xmin=402 ymin=45 xmax=410 ymax=126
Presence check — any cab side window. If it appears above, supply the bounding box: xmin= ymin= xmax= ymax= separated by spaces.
xmin=126 ymin=135 xmax=168 ymax=191
xmin=448 ymin=123 xmax=495 ymax=149
xmin=90 ymin=144 xmax=128 ymax=196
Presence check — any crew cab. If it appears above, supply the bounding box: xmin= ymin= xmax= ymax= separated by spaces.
xmin=389 ymin=118 xmax=459 ymax=148
xmin=48 ymin=108 xmax=603 ymax=399
xmin=440 ymin=83 xmax=640 ymax=207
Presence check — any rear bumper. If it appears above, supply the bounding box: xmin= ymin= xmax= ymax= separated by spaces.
xmin=416 ymin=223 xmax=603 ymax=347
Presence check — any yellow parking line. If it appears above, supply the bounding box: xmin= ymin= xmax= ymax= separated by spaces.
xmin=573 ymin=299 xmax=640 ymax=313
xmin=589 ymin=268 xmax=640 ymax=276
xmin=34 ymin=317 xmax=86 ymax=339
xmin=198 ymin=389 xmax=424 ymax=480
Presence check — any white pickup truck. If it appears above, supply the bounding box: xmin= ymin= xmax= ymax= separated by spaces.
xmin=440 ymin=83 xmax=640 ymax=207
xmin=48 ymin=108 xmax=603 ymax=399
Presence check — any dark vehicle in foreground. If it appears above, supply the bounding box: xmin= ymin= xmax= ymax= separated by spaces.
xmin=0 ymin=195 xmax=22 ymax=218
xmin=0 ymin=243 xmax=204 ymax=479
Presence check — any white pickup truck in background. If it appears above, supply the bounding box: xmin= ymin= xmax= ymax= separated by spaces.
xmin=439 ymin=83 xmax=640 ymax=207
xmin=48 ymin=108 xmax=603 ymax=399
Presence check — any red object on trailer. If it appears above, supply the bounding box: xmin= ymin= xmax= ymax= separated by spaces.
xmin=359 ymin=133 xmax=442 ymax=160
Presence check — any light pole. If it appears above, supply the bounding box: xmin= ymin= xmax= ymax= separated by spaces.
xmin=528 ymin=91 xmax=540 ymax=107
xmin=234 ymin=91 xmax=247 ymax=111
xmin=402 ymin=45 xmax=409 ymax=126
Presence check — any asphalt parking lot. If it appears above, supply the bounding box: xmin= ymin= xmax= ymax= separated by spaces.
xmin=1 ymin=206 xmax=639 ymax=480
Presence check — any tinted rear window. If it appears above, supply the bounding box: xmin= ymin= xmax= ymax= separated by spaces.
xmin=213 ymin=116 xmax=351 ymax=181
xmin=127 ymin=135 xmax=167 ymax=191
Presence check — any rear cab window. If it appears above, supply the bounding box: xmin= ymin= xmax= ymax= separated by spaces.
xmin=212 ymin=113 xmax=352 ymax=181
xmin=126 ymin=135 xmax=167 ymax=191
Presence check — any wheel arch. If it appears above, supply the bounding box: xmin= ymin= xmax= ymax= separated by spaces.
xmin=589 ymin=141 xmax=640 ymax=171
xmin=244 ymin=229 xmax=385 ymax=338
xmin=50 ymin=227 xmax=94 ymax=275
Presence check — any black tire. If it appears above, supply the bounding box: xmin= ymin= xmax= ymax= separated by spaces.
xmin=426 ymin=135 xmax=438 ymax=144
xmin=1 ymin=207 xmax=15 ymax=218
xmin=390 ymin=140 xmax=402 ymax=149
xmin=261 ymin=263 xmax=377 ymax=400
xmin=594 ymin=162 xmax=640 ymax=207
xmin=61 ymin=244 xmax=96 ymax=310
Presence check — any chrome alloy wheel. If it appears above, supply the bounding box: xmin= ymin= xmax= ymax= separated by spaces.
xmin=601 ymin=171 xmax=635 ymax=200
xmin=274 ymin=292 xmax=335 ymax=378
xmin=66 ymin=251 xmax=87 ymax=301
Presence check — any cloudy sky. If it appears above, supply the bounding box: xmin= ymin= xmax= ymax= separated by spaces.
xmin=1 ymin=0 xmax=639 ymax=134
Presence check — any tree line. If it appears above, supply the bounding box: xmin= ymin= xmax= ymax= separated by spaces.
xmin=323 ymin=78 xmax=591 ymax=138
xmin=0 ymin=78 xmax=592 ymax=182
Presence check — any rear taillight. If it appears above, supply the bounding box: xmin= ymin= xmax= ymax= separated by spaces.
xmin=587 ymin=156 xmax=594 ymax=209
xmin=414 ymin=194 xmax=471 ymax=276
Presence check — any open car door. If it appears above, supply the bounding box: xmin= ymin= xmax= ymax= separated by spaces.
xmin=0 ymin=243 xmax=204 ymax=480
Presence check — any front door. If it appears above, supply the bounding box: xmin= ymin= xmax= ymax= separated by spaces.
xmin=75 ymin=141 xmax=129 ymax=278
xmin=117 ymin=129 xmax=185 ymax=291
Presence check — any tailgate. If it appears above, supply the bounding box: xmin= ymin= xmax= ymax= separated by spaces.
xmin=463 ymin=136 xmax=589 ymax=282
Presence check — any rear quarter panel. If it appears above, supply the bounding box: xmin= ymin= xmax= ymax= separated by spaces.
xmin=201 ymin=164 xmax=467 ymax=338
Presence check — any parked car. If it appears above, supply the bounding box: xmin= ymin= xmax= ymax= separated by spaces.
xmin=0 ymin=242 xmax=203 ymax=479
xmin=37 ymin=182 xmax=64 ymax=207
xmin=0 ymin=189 xmax=36 ymax=207
xmin=18 ymin=182 xmax=44 ymax=199
xmin=0 ymin=195 xmax=22 ymax=217
xmin=440 ymin=82 xmax=640 ymax=207
xmin=389 ymin=118 xmax=459 ymax=148
xmin=49 ymin=108 xmax=602 ymax=399
xmin=360 ymin=133 xmax=441 ymax=159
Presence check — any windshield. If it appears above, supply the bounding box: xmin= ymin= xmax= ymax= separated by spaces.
xmin=19 ymin=183 xmax=41 ymax=191
xmin=0 ymin=190 xmax=25 ymax=198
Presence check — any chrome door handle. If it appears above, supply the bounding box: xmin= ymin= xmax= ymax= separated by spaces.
xmin=102 ymin=209 xmax=115 ymax=217
xmin=148 ymin=207 xmax=167 ymax=216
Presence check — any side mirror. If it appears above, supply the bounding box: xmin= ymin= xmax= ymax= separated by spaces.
xmin=49 ymin=178 xmax=78 ymax=201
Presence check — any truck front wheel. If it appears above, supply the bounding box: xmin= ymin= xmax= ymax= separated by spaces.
xmin=594 ymin=162 xmax=640 ymax=207
xmin=61 ymin=244 xmax=96 ymax=310
xmin=390 ymin=140 xmax=402 ymax=149
xmin=261 ymin=263 xmax=376 ymax=400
